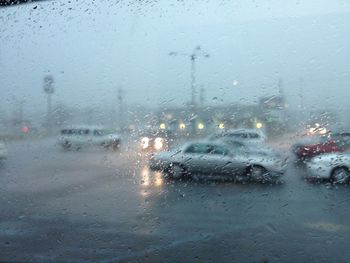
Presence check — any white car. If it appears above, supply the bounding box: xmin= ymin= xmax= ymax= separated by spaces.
xmin=0 ymin=141 xmax=7 ymax=160
xmin=150 ymin=140 xmax=286 ymax=182
xmin=209 ymin=128 xmax=267 ymax=144
xmin=59 ymin=126 xmax=121 ymax=150
xmin=306 ymin=152 xmax=350 ymax=184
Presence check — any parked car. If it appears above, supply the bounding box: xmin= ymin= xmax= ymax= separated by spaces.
xmin=291 ymin=132 xmax=350 ymax=162
xmin=150 ymin=140 xmax=286 ymax=182
xmin=306 ymin=152 xmax=350 ymax=184
xmin=0 ymin=141 xmax=8 ymax=160
xmin=208 ymin=128 xmax=266 ymax=144
xmin=59 ymin=126 xmax=121 ymax=150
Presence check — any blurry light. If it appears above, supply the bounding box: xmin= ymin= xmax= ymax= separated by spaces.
xmin=141 ymin=137 xmax=149 ymax=149
xmin=319 ymin=128 xmax=327 ymax=135
xmin=154 ymin=137 xmax=164 ymax=150
xmin=307 ymin=126 xmax=327 ymax=135
xmin=233 ymin=80 xmax=239 ymax=86
xmin=141 ymin=167 xmax=150 ymax=186
xmin=256 ymin=122 xmax=263 ymax=129
xmin=198 ymin=123 xmax=205 ymax=130
xmin=154 ymin=172 xmax=163 ymax=186
xmin=179 ymin=123 xmax=186 ymax=129
xmin=218 ymin=123 xmax=225 ymax=129
xmin=22 ymin=126 xmax=29 ymax=134
xmin=159 ymin=123 xmax=166 ymax=129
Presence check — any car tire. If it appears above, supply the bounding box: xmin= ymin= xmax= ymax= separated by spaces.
xmin=167 ymin=163 xmax=186 ymax=180
xmin=111 ymin=142 xmax=120 ymax=151
xmin=330 ymin=167 xmax=350 ymax=185
xmin=62 ymin=141 xmax=71 ymax=150
xmin=247 ymin=165 xmax=269 ymax=182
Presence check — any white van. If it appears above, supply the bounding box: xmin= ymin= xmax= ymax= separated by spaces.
xmin=59 ymin=126 xmax=121 ymax=150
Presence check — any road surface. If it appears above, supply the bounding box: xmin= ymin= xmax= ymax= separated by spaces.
xmin=1 ymin=138 xmax=350 ymax=262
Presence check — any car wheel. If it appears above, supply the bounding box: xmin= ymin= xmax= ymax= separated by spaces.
xmin=331 ymin=167 xmax=350 ymax=184
xmin=168 ymin=163 xmax=186 ymax=180
xmin=111 ymin=142 xmax=120 ymax=151
xmin=62 ymin=141 xmax=71 ymax=150
xmin=247 ymin=165 xmax=269 ymax=182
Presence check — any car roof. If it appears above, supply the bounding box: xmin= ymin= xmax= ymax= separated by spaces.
xmin=61 ymin=125 xmax=106 ymax=131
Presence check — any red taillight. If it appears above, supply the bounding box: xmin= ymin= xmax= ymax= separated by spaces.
xmin=22 ymin=126 xmax=29 ymax=134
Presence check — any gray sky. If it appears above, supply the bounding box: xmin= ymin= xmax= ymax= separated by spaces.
xmin=1 ymin=0 xmax=350 ymax=115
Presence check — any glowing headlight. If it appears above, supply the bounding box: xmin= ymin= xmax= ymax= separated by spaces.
xmin=256 ymin=122 xmax=263 ymax=129
xmin=154 ymin=137 xmax=164 ymax=150
xmin=141 ymin=137 xmax=150 ymax=149
xmin=198 ymin=123 xmax=204 ymax=130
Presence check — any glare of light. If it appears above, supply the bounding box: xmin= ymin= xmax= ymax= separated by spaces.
xmin=218 ymin=123 xmax=225 ymax=129
xmin=141 ymin=167 xmax=150 ymax=186
xmin=319 ymin=128 xmax=327 ymax=135
xmin=179 ymin=123 xmax=186 ymax=129
xmin=198 ymin=123 xmax=205 ymax=130
xmin=308 ymin=128 xmax=316 ymax=135
xmin=256 ymin=122 xmax=263 ymax=129
xmin=154 ymin=172 xmax=163 ymax=186
xmin=307 ymin=126 xmax=327 ymax=135
xmin=154 ymin=137 xmax=164 ymax=150
xmin=141 ymin=137 xmax=149 ymax=149
xmin=233 ymin=80 xmax=239 ymax=86
xmin=159 ymin=123 xmax=166 ymax=129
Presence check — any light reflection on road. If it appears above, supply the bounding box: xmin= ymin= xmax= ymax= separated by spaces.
xmin=140 ymin=166 xmax=164 ymax=197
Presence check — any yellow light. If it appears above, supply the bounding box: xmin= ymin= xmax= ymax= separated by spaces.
xmin=154 ymin=172 xmax=163 ymax=186
xmin=218 ymin=123 xmax=225 ymax=129
xmin=159 ymin=123 xmax=166 ymax=129
xmin=256 ymin=122 xmax=263 ymax=129
xmin=179 ymin=123 xmax=186 ymax=129
xmin=141 ymin=167 xmax=150 ymax=186
xmin=154 ymin=137 xmax=164 ymax=150
xmin=319 ymin=128 xmax=327 ymax=135
xmin=141 ymin=137 xmax=149 ymax=149
xmin=198 ymin=123 xmax=205 ymax=130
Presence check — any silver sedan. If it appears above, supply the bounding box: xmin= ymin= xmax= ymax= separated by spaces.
xmin=306 ymin=152 xmax=350 ymax=184
xmin=149 ymin=141 xmax=286 ymax=182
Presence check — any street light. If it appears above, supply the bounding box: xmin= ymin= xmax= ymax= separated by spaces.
xmin=169 ymin=46 xmax=210 ymax=108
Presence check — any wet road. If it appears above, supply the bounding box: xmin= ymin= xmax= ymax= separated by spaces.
xmin=1 ymin=138 xmax=350 ymax=262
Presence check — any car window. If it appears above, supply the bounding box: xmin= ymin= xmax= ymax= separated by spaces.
xmin=93 ymin=129 xmax=105 ymax=136
xmin=248 ymin=133 xmax=260 ymax=139
xmin=185 ymin=143 xmax=210 ymax=154
xmin=209 ymin=145 xmax=230 ymax=156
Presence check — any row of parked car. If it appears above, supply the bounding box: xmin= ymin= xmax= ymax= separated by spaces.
xmin=57 ymin=125 xmax=350 ymax=184
xmin=150 ymin=129 xmax=350 ymax=185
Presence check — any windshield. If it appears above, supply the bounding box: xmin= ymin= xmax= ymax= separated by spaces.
xmin=2 ymin=1 xmax=350 ymax=262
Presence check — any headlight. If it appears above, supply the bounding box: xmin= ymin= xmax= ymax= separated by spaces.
xmin=154 ymin=137 xmax=164 ymax=150
xmin=141 ymin=137 xmax=150 ymax=149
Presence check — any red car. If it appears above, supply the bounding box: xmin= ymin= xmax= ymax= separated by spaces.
xmin=292 ymin=133 xmax=350 ymax=161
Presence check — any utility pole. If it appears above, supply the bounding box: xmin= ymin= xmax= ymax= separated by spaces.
xmin=169 ymin=46 xmax=210 ymax=109
xmin=43 ymin=75 xmax=55 ymax=134
xmin=199 ymin=86 xmax=205 ymax=107
xmin=118 ymin=87 xmax=124 ymax=132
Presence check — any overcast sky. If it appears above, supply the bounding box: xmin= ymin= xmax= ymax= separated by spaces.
xmin=1 ymin=0 xmax=350 ymax=115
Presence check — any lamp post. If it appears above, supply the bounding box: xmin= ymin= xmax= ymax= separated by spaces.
xmin=169 ymin=46 xmax=209 ymax=109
